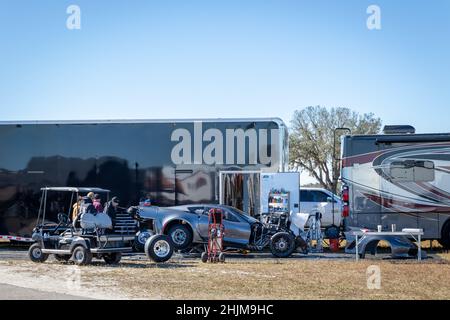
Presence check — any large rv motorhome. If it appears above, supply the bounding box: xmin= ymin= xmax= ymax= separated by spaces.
xmin=340 ymin=125 xmax=450 ymax=247
xmin=0 ymin=118 xmax=289 ymax=239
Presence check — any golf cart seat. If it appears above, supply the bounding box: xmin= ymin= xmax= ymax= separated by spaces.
xmin=79 ymin=212 xmax=113 ymax=230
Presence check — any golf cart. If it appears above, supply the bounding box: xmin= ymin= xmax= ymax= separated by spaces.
xmin=28 ymin=187 xmax=173 ymax=265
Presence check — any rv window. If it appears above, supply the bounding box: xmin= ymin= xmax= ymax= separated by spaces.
xmin=389 ymin=160 xmax=434 ymax=182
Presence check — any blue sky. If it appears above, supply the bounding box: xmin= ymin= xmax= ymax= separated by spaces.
xmin=0 ymin=0 xmax=449 ymax=134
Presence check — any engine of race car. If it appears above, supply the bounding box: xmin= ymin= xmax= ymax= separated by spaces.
xmin=261 ymin=211 xmax=290 ymax=232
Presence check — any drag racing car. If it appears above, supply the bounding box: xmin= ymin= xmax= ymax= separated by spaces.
xmin=131 ymin=203 xmax=315 ymax=258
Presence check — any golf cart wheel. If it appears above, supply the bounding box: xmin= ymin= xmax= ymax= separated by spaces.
xmin=72 ymin=246 xmax=93 ymax=266
xmin=167 ymin=224 xmax=193 ymax=250
xmin=54 ymin=254 xmax=71 ymax=262
xmin=270 ymin=232 xmax=295 ymax=258
xmin=219 ymin=252 xmax=225 ymax=263
xmin=28 ymin=243 xmax=49 ymax=263
xmin=201 ymin=252 xmax=208 ymax=263
xmin=103 ymin=253 xmax=122 ymax=265
xmin=145 ymin=234 xmax=174 ymax=263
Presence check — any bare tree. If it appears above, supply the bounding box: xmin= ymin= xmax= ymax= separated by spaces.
xmin=289 ymin=106 xmax=382 ymax=193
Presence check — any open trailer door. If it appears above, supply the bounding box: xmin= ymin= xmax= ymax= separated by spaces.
xmin=260 ymin=172 xmax=300 ymax=215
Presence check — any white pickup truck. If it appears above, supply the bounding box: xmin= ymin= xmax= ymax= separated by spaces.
xmin=300 ymin=187 xmax=342 ymax=228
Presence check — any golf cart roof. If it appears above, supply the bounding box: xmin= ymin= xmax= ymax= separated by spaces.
xmin=40 ymin=187 xmax=111 ymax=193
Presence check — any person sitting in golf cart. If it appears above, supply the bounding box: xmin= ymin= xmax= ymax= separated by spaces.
xmin=81 ymin=196 xmax=97 ymax=214
xmin=71 ymin=195 xmax=82 ymax=222
xmin=93 ymin=193 xmax=104 ymax=213
xmin=104 ymin=196 xmax=120 ymax=225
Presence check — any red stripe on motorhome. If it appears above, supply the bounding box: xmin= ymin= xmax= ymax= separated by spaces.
xmin=362 ymin=193 xmax=450 ymax=213
xmin=342 ymin=151 xmax=383 ymax=168
xmin=416 ymin=182 xmax=450 ymax=200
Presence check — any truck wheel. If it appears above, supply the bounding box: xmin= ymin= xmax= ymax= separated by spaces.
xmin=28 ymin=243 xmax=49 ymax=263
xmin=439 ymin=221 xmax=450 ymax=249
xmin=54 ymin=254 xmax=71 ymax=262
xmin=168 ymin=224 xmax=193 ymax=250
xmin=72 ymin=246 xmax=93 ymax=265
xmin=103 ymin=253 xmax=122 ymax=264
xmin=145 ymin=235 xmax=173 ymax=263
xmin=270 ymin=232 xmax=295 ymax=258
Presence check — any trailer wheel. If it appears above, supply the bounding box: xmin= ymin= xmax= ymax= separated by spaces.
xmin=201 ymin=252 xmax=208 ymax=263
xmin=219 ymin=252 xmax=225 ymax=263
xmin=270 ymin=232 xmax=295 ymax=258
xmin=439 ymin=221 xmax=450 ymax=249
xmin=145 ymin=235 xmax=173 ymax=263
xmin=28 ymin=243 xmax=49 ymax=263
xmin=72 ymin=246 xmax=93 ymax=265
xmin=103 ymin=252 xmax=122 ymax=265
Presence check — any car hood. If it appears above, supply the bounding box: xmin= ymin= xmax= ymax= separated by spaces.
xmin=137 ymin=206 xmax=179 ymax=219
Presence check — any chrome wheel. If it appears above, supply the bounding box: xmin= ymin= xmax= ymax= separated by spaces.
xmin=138 ymin=231 xmax=151 ymax=244
xmin=153 ymin=240 xmax=170 ymax=258
xmin=171 ymin=229 xmax=187 ymax=245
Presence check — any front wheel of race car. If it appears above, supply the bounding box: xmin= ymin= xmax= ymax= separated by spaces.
xmin=145 ymin=234 xmax=174 ymax=263
xmin=270 ymin=232 xmax=295 ymax=258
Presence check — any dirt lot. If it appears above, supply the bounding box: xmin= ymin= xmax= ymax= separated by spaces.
xmin=1 ymin=248 xmax=450 ymax=300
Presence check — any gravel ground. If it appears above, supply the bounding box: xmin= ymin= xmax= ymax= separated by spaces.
xmin=1 ymin=247 xmax=450 ymax=300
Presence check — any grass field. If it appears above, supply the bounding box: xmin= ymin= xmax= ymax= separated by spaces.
xmin=1 ymin=252 xmax=450 ymax=300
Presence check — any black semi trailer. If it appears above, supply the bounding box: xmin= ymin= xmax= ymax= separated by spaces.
xmin=0 ymin=118 xmax=288 ymax=238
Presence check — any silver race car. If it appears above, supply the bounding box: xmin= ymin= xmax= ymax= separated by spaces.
xmin=131 ymin=204 xmax=310 ymax=258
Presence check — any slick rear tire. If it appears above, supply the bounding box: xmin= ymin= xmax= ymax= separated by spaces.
xmin=145 ymin=234 xmax=174 ymax=263
xmin=72 ymin=246 xmax=93 ymax=266
xmin=270 ymin=232 xmax=295 ymax=258
xmin=28 ymin=243 xmax=49 ymax=263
